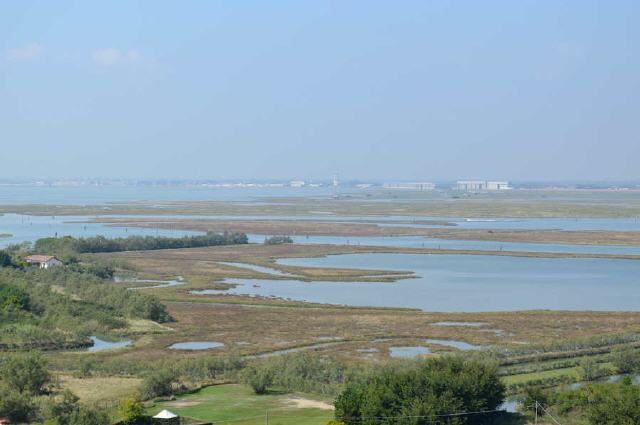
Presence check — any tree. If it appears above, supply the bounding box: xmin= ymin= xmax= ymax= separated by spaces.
xmin=0 ymin=385 xmax=35 ymax=423
xmin=0 ymin=250 xmax=14 ymax=267
xmin=334 ymin=357 xmax=505 ymax=425
xmin=521 ymin=386 xmax=550 ymax=417
xmin=0 ymin=283 xmax=30 ymax=312
xmin=578 ymin=357 xmax=604 ymax=381
xmin=118 ymin=393 xmax=146 ymax=424
xmin=0 ymin=351 xmax=51 ymax=394
xmin=586 ymin=381 xmax=640 ymax=425
xmin=612 ymin=347 xmax=640 ymax=374
xmin=67 ymin=406 xmax=110 ymax=425
xmin=140 ymin=368 xmax=177 ymax=399
xmin=40 ymin=390 xmax=80 ymax=425
xmin=241 ymin=363 xmax=274 ymax=394
xmin=76 ymin=357 xmax=95 ymax=378
xmin=264 ymin=235 xmax=293 ymax=245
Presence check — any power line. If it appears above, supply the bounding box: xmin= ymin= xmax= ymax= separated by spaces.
xmin=537 ymin=402 xmax=564 ymax=425
xmin=206 ymin=406 xmax=505 ymax=424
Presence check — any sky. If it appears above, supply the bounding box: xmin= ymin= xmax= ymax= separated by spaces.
xmin=1 ymin=1 xmax=639 ymax=182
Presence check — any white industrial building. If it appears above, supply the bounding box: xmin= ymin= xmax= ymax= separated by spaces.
xmin=486 ymin=181 xmax=510 ymax=190
xmin=383 ymin=182 xmax=435 ymax=190
xmin=456 ymin=180 xmax=510 ymax=191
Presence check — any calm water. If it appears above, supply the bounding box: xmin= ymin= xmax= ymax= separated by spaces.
xmin=389 ymin=346 xmax=431 ymax=358
xmin=499 ymin=399 xmax=519 ymax=413
xmin=433 ymin=321 xmax=487 ymax=327
xmin=87 ymin=336 xmax=131 ymax=352
xmin=453 ymin=217 xmax=640 ymax=231
xmin=194 ymin=215 xmax=640 ymax=231
xmin=124 ymin=276 xmax=185 ymax=290
xmin=0 ymin=185 xmax=336 ymax=204
xmin=0 ymin=213 xmax=202 ymax=248
xmin=255 ymin=342 xmax=343 ymax=358
xmin=168 ymin=341 xmax=224 ymax=350
xmin=218 ymin=262 xmax=294 ymax=276
xmin=250 ymin=234 xmax=640 ymax=256
xmin=194 ymin=253 xmax=640 ymax=312
xmin=2 ymin=186 xmax=640 ymax=255
xmin=424 ymin=339 xmax=481 ymax=350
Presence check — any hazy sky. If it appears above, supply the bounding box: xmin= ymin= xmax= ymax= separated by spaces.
xmin=1 ymin=1 xmax=638 ymax=181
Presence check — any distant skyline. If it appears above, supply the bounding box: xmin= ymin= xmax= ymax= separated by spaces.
xmin=1 ymin=1 xmax=639 ymax=181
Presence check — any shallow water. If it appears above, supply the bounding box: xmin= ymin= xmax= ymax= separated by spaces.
xmin=218 ymin=262 xmax=293 ymax=276
xmin=424 ymin=338 xmax=481 ymax=350
xmin=564 ymin=374 xmax=640 ymax=390
xmin=250 ymin=234 xmax=640 ymax=256
xmin=255 ymin=342 xmax=342 ymax=358
xmin=87 ymin=336 xmax=131 ymax=352
xmin=389 ymin=346 xmax=431 ymax=358
xmin=3 ymin=209 xmax=640 ymax=256
xmin=194 ymin=253 xmax=640 ymax=312
xmin=499 ymin=398 xmax=519 ymax=413
xmin=124 ymin=276 xmax=185 ymax=290
xmin=433 ymin=321 xmax=487 ymax=327
xmin=379 ymin=216 xmax=640 ymax=231
xmin=168 ymin=341 xmax=224 ymax=350
xmin=0 ymin=185 xmax=336 ymax=205
xmin=357 ymin=348 xmax=380 ymax=353
xmin=229 ymin=215 xmax=640 ymax=231
xmin=0 ymin=213 xmax=202 ymax=248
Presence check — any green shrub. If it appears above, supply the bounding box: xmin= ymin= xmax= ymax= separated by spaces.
xmin=0 ymin=385 xmax=35 ymax=423
xmin=586 ymin=380 xmax=640 ymax=425
xmin=264 ymin=235 xmax=293 ymax=245
xmin=612 ymin=347 xmax=640 ymax=374
xmin=117 ymin=393 xmax=146 ymax=424
xmin=578 ymin=357 xmax=606 ymax=381
xmin=0 ymin=351 xmax=51 ymax=395
xmin=241 ymin=363 xmax=274 ymax=395
xmin=140 ymin=368 xmax=178 ymax=399
xmin=334 ymin=357 xmax=505 ymax=425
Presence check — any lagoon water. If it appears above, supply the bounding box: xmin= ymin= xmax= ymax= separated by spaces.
xmin=218 ymin=262 xmax=295 ymax=276
xmin=0 ymin=185 xmax=336 ymax=205
xmin=2 ymin=186 xmax=640 ymax=255
xmin=250 ymin=234 xmax=640 ymax=256
xmin=194 ymin=253 xmax=640 ymax=312
xmin=0 ymin=213 xmax=202 ymax=248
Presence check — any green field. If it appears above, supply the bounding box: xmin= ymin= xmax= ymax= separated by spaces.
xmin=149 ymin=384 xmax=334 ymax=425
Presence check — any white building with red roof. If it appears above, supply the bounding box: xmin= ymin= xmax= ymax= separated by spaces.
xmin=24 ymin=255 xmax=63 ymax=269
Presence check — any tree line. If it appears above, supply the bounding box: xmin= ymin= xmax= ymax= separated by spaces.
xmin=34 ymin=231 xmax=248 ymax=255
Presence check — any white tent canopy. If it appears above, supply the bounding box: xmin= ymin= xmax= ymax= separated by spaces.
xmin=153 ymin=410 xmax=178 ymax=419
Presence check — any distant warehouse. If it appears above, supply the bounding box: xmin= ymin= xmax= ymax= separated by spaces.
xmin=383 ymin=182 xmax=435 ymax=190
xmin=456 ymin=180 xmax=510 ymax=191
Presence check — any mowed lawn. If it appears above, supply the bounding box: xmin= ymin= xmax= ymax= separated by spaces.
xmin=148 ymin=384 xmax=334 ymax=425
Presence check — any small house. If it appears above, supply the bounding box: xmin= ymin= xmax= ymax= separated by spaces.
xmin=24 ymin=255 xmax=63 ymax=269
